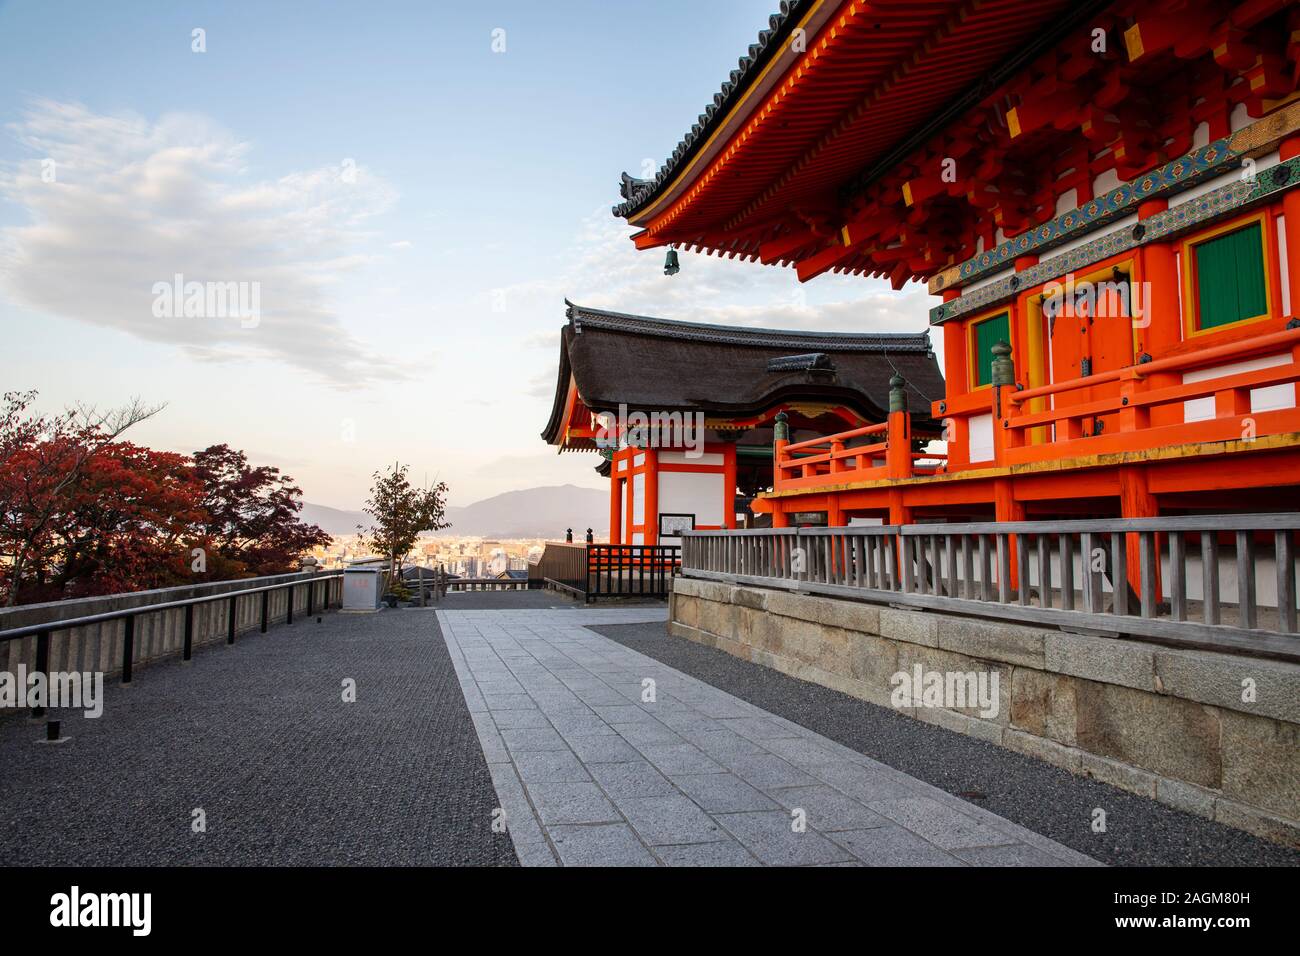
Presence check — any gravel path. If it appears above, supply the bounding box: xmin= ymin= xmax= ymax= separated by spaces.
xmin=591 ymin=621 xmax=1300 ymax=867
xmin=0 ymin=608 xmax=516 ymax=866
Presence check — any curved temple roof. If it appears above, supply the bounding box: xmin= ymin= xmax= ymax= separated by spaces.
xmin=541 ymin=302 xmax=944 ymax=447
xmin=614 ymin=0 xmax=817 ymax=220
xmin=612 ymin=0 xmax=1104 ymax=286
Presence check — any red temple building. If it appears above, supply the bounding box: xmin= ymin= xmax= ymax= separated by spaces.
xmin=601 ymin=0 xmax=1300 ymax=541
xmin=535 ymin=0 xmax=1300 ymax=844
xmin=542 ymin=302 xmax=944 ymax=543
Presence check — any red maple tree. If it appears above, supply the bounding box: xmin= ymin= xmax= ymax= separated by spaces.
xmin=0 ymin=393 xmax=331 ymax=605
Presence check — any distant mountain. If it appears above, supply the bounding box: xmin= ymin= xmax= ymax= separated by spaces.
xmin=301 ymin=484 xmax=608 ymax=539
xmin=445 ymin=484 xmax=607 ymax=538
xmin=299 ymin=502 xmax=367 ymax=536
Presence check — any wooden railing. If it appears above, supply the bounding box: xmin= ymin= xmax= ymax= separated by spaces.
xmin=773 ymin=323 xmax=1300 ymax=491
xmin=586 ymin=544 xmax=681 ymax=601
xmin=682 ymin=515 xmax=1300 ymax=661
xmin=775 ymin=415 xmax=946 ymax=490
xmin=530 ymin=541 xmax=588 ymax=595
xmin=1001 ymin=325 xmax=1300 ymax=462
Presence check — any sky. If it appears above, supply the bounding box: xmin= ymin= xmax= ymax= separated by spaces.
xmin=0 ymin=0 xmax=939 ymax=512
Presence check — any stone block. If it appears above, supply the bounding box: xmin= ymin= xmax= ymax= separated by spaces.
xmin=877 ymin=606 xmax=940 ymax=647
xmin=1079 ymin=752 xmax=1157 ymax=797
xmin=1214 ymin=798 xmax=1300 ymax=850
xmin=891 ymin=644 xmax=1010 ymax=725
xmin=697 ymin=596 xmax=736 ymax=641
xmin=1219 ymin=709 xmax=1300 ymax=821
xmin=1155 ymin=778 xmax=1216 ymax=820
xmin=765 ymin=590 xmax=881 ymax=634
xmin=936 ymin=617 xmax=1047 ymax=668
xmin=1153 ymin=649 xmax=1300 ymax=724
xmin=1074 ymin=681 xmax=1221 ymax=788
xmin=848 ymin=632 xmax=900 ymax=695
xmin=730 ymin=586 xmax=768 ymax=611
xmin=1002 ymin=728 xmax=1082 ymax=772
xmin=925 ymin=706 xmax=1006 ymax=746
xmin=1009 ymin=667 xmax=1078 ymax=746
xmin=1043 ymin=632 xmax=1155 ymax=691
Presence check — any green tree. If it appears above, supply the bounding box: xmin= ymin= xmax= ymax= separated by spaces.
xmin=357 ymin=462 xmax=450 ymax=587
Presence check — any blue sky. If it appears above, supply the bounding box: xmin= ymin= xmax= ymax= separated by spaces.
xmin=0 ymin=0 xmax=937 ymax=511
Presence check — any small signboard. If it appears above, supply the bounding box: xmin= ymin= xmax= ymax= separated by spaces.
xmin=659 ymin=513 xmax=695 ymax=537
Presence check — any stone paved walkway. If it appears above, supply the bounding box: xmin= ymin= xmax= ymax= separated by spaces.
xmin=440 ymin=608 xmax=1099 ymax=867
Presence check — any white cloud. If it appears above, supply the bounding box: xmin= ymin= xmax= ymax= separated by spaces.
xmin=500 ymin=209 xmax=941 ymax=406
xmin=501 ymin=209 xmax=938 ymax=333
xmin=0 ymin=99 xmax=408 ymax=387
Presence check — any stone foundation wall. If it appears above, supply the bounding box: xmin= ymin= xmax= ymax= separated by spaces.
xmin=669 ymin=576 xmax=1300 ymax=848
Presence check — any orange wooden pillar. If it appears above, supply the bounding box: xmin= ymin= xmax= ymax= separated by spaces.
xmin=609 ymin=457 xmax=622 ymax=544
xmin=1282 ymin=136 xmax=1300 ymax=321
xmin=1281 ymin=136 xmax=1300 ymax=412
xmin=644 ymin=448 xmax=660 ymax=544
xmin=1137 ymin=198 xmax=1182 ymax=426
xmin=1119 ymin=464 xmax=1160 ymax=608
xmin=988 ymin=340 xmax=1025 ymax=588
xmin=940 ymin=290 xmax=968 ymax=469
xmin=722 ymin=442 xmax=738 ymax=529
xmin=772 ymin=413 xmax=790 ymax=529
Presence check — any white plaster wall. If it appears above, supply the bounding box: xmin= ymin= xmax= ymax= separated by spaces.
xmin=969 ymin=413 xmax=995 ymax=462
xmin=1182 ymin=353 xmax=1295 ymax=422
xmin=657 ymin=471 xmax=724 ymax=544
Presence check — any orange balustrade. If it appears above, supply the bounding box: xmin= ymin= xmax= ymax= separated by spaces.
xmin=1001 ymin=324 xmax=1300 ymax=464
xmin=775 ymin=417 xmax=946 ymax=491
xmin=773 ymin=322 xmax=1300 ymax=494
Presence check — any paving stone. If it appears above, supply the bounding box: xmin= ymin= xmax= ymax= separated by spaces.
xmin=721 ymin=753 xmax=821 ymax=791
xmin=566 ymin=734 xmax=643 ymax=765
xmin=513 ymin=840 xmax=559 ymax=867
xmin=483 ymin=693 xmax=538 ymax=712
xmin=805 ymin=761 xmax=917 ymax=803
xmin=617 ymin=793 xmax=728 ymax=846
xmin=636 ymin=742 xmax=725 ymax=775
xmin=475 ymin=680 xmax=526 ymax=696
xmin=867 ymin=797 xmax=1018 ymax=851
xmin=616 ymin=720 xmax=687 ymax=748
xmin=768 ymin=785 xmax=890 ymax=832
xmin=828 ymin=826 xmax=965 ymax=866
xmin=526 ymin=782 xmax=622 ymax=826
xmin=715 ymin=811 xmax=856 ymax=866
xmin=669 ymin=773 xmax=779 ymax=813
xmin=489 ymin=710 xmax=553 ymax=730
xmin=592 ymin=704 xmax=659 ymax=724
xmin=686 ymin=729 xmax=771 ymax=760
xmin=512 ymin=750 xmax=591 ymax=784
xmin=691 ymin=697 xmax=762 ymax=720
xmin=548 ymin=713 xmax=619 ymax=737
xmin=718 ymin=716 xmax=804 ymax=741
xmin=757 ymin=737 xmax=850 ymax=768
xmin=953 ymin=843 xmax=1074 ymax=866
xmin=589 ymin=760 xmax=679 ymax=801
xmin=656 ymin=839 xmax=762 ymax=866
xmin=500 ymin=726 xmax=570 ymax=753
xmin=549 ymin=824 xmax=659 ymax=867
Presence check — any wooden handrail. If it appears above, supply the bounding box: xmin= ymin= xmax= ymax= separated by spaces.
xmin=783 ymin=421 xmax=886 ymax=453
xmin=1009 ymin=324 xmax=1300 ymax=407
xmin=1007 ymin=355 xmax=1300 ymax=432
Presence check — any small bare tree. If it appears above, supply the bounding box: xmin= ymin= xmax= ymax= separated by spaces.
xmin=356 ymin=462 xmax=450 ymax=591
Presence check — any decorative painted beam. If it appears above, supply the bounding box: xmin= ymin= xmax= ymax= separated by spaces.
xmin=926 ymin=102 xmax=1300 ymax=296
xmin=929 ymin=156 xmax=1300 ymax=326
